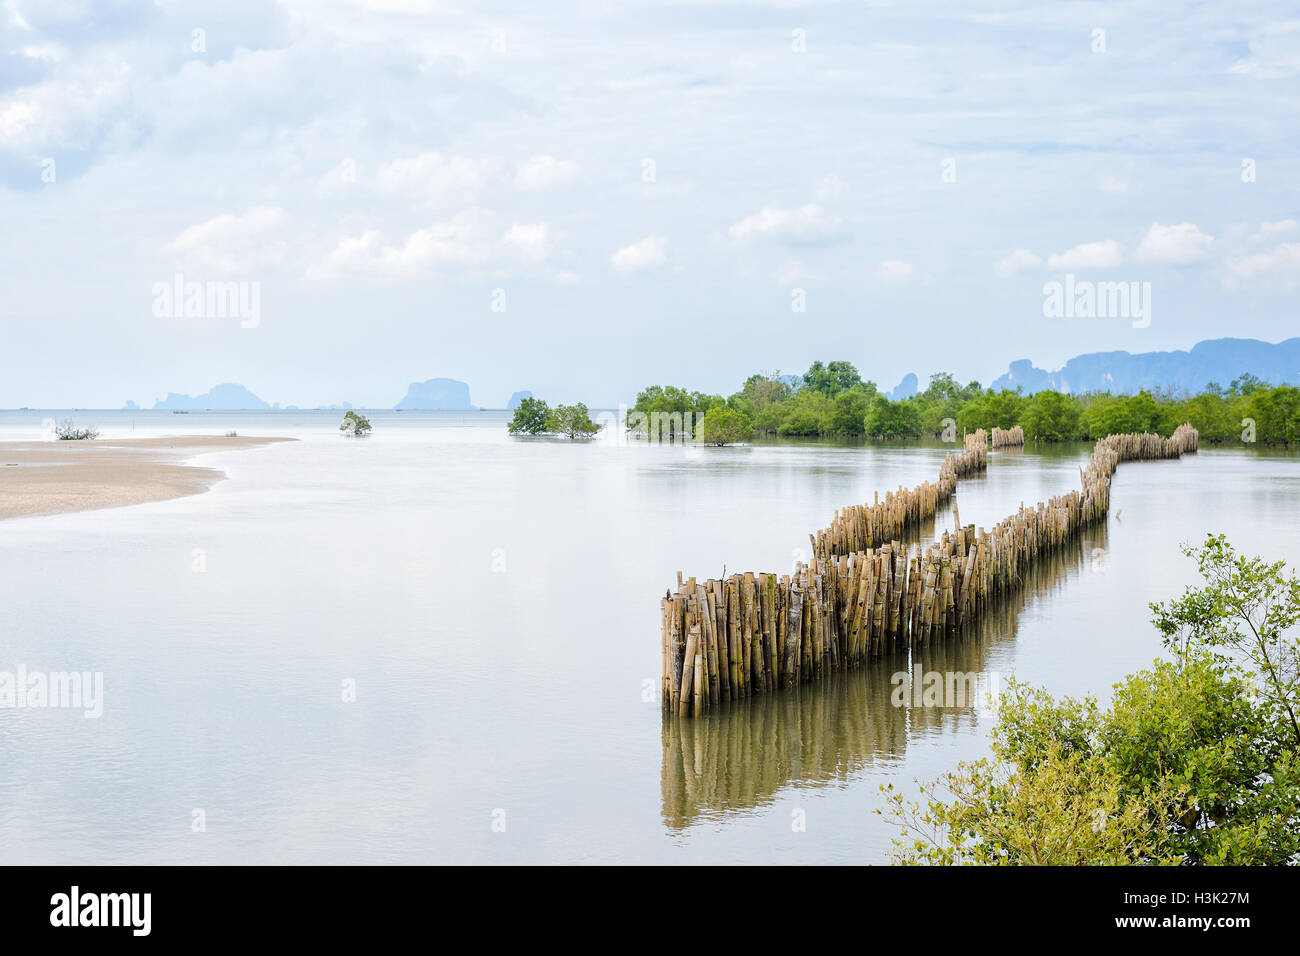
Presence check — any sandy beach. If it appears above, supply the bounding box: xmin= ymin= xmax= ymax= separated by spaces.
xmin=0 ymin=435 xmax=293 ymax=521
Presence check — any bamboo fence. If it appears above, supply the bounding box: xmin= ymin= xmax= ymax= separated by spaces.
xmin=991 ymin=425 xmax=1025 ymax=448
xmin=661 ymin=424 xmax=1198 ymax=716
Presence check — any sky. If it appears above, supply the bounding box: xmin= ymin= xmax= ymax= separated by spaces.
xmin=1 ymin=0 xmax=1297 ymax=409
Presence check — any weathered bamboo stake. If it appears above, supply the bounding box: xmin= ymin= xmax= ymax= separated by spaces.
xmin=796 ymin=567 xmax=809 ymax=676
xmin=661 ymin=596 xmax=670 ymax=706
xmin=778 ymin=574 xmax=790 ymax=674
xmin=807 ymin=576 xmax=821 ymax=679
xmin=920 ymin=557 xmax=937 ymax=645
xmin=700 ymin=584 xmax=720 ymax=708
xmin=747 ymin=573 xmax=765 ymax=691
xmin=727 ymin=578 xmax=742 ymax=698
xmin=782 ymin=581 xmax=803 ymax=685
xmin=740 ymin=575 xmax=754 ymax=693
xmin=679 ymin=606 xmax=697 ymax=717
xmin=670 ymin=595 xmax=685 ymax=711
xmin=906 ymin=556 xmax=921 ymax=642
xmin=713 ymin=580 xmax=730 ymax=703
xmin=849 ymin=558 xmax=870 ymax=662
xmin=692 ymin=638 xmax=704 ymax=716
xmin=890 ymin=543 xmax=905 ymax=644
xmin=759 ymin=574 xmax=769 ymax=686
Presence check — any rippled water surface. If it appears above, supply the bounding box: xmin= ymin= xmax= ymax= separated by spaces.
xmin=1 ymin=410 xmax=1297 ymax=863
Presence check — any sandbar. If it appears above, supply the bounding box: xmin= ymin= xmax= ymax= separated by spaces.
xmin=0 ymin=435 xmax=294 ymax=521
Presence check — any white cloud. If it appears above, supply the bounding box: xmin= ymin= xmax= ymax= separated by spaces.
xmin=1228 ymin=21 xmax=1300 ymax=78
xmin=0 ymin=99 xmax=38 ymax=138
xmin=375 ymin=152 xmax=494 ymax=205
xmin=611 ymin=235 xmax=667 ymax=272
xmin=1251 ymin=220 xmax=1298 ymax=244
xmin=514 ymin=155 xmax=577 ymax=190
xmin=1135 ymin=222 xmax=1214 ymax=263
xmin=0 ymin=51 xmax=131 ymax=155
xmin=727 ymin=204 xmax=830 ymax=243
xmin=1045 ymin=239 xmax=1124 ymax=270
xmin=163 ymin=206 xmax=288 ymax=274
xmin=1098 ymin=176 xmax=1128 ymax=194
xmin=878 ymin=259 xmax=913 ymax=284
xmin=994 ymin=248 xmax=1042 ymax=277
xmin=1224 ymin=242 xmax=1300 ymax=290
xmin=311 ymin=209 xmax=506 ymax=278
xmin=501 ymin=222 xmax=549 ymax=260
xmin=311 ymin=211 xmax=552 ymax=278
xmin=553 ymin=270 xmax=581 ymax=284
xmin=7 ymin=1 xmax=31 ymax=30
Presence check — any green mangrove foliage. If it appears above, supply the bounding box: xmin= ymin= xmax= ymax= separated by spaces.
xmin=698 ymin=406 xmax=753 ymax=445
xmin=507 ymin=397 xmax=601 ymax=439
xmin=54 ymin=420 xmax=99 ymax=440
xmin=881 ymin=536 xmax=1300 ymax=866
xmin=338 ymin=411 xmax=372 ymax=436
xmin=507 ymin=396 xmax=552 ymax=435
xmin=628 ymin=364 xmax=1300 ymax=444
xmin=549 ymin=403 xmax=601 ymax=439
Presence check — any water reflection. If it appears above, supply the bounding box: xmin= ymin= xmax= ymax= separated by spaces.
xmin=661 ymin=522 xmax=1108 ymax=828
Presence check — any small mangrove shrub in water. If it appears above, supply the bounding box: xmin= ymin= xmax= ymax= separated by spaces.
xmin=339 ymin=411 xmax=372 ymax=437
xmin=508 ymin=398 xmax=601 ymax=439
xmin=548 ymin=403 xmax=600 ymax=440
xmin=698 ymin=406 xmax=753 ymax=445
xmin=55 ymin=420 xmax=99 ymax=441
xmin=507 ymin=396 xmax=551 ymax=435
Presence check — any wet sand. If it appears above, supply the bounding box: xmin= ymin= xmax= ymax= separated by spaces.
xmin=0 ymin=436 xmax=294 ymax=521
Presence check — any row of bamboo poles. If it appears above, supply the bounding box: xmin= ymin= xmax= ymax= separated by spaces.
xmin=991 ymin=425 xmax=1025 ymax=448
xmin=661 ymin=424 xmax=1198 ymax=716
xmin=814 ymin=430 xmax=988 ymax=559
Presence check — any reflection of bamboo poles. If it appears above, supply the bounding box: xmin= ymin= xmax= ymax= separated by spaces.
xmin=661 ymin=526 xmax=1107 ymax=827
xmin=661 ymin=425 xmax=1197 ymax=716
xmin=661 ymin=659 xmax=909 ymax=830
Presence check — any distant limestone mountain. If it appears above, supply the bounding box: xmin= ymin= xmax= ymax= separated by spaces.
xmin=888 ymin=372 xmax=919 ymax=400
xmin=991 ymin=337 xmax=1300 ymax=395
xmin=122 ymin=400 xmax=140 ymax=410
xmin=394 ymin=378 xmax=475 ymax=410
xmin=506 ymin=390 xmax=534 ymax=410
xmin=151 ymin=383 xmax=270 ymax=410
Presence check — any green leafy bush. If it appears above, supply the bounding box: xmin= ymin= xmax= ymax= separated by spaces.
xmin=508 ymin=397 xmax=551 ymax=435
xmin=881 ymin=536 xmax=1300 ymax=865
xmin=547 ymin=403 xmax=601 ymax=439
xmin=55 ymin=420 xmax=99 ymax=440
xmin=698 ymin=406 xmax=753 ymax=445
xmin=339 ymin=411 xmax=372 ymax=436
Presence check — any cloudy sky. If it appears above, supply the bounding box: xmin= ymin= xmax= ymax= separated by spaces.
xmin=2 ymin=0 xmax=1297 ymax=408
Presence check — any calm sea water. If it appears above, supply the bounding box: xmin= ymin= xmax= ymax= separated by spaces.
xmin=1 ymin=410 xmax=1297 ymax=863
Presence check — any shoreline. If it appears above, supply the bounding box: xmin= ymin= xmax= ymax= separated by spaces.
xmin=0 ymin=435 xmax=295 ymax=521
